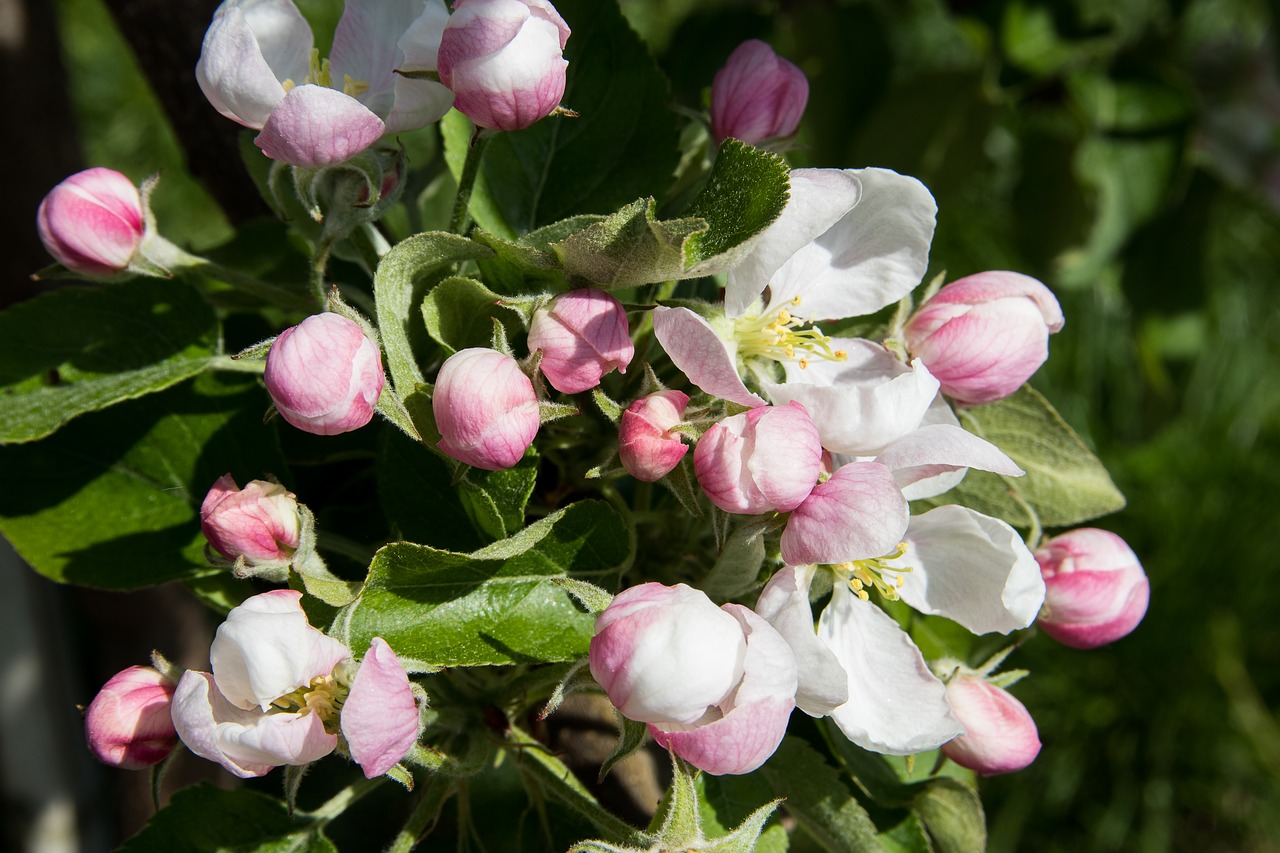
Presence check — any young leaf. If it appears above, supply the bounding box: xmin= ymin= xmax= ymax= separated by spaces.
xmin=422 ymin=276 xmax=514 ymax=355
xmin=759 ymin=736 xmax=884 ymax=853
xmin=117 ymin=783 xmax=322 ymax=852
xmin=0 ymin=278 xmax=217 ymax=443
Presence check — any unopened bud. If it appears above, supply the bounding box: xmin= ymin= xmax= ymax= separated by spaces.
xmin=1036 ymin=528 xmax=1149 ymax=649
xmin=528 ymin=289 xmax=634 ymax=394
xmin=84 ymin=666 xmax=178 ymax=769
xmin=711 ymin=40 xmax=808 ymax=145
xmin=201 ymin=474 xmax=299 ymax=564
xmin=941 ymin=674 xmax=1040 ymax=775
xmin=37 ymin=168 xmax=145 ymax=277
xmin=618 ymin=391 xmax=689 ymax=482
xmin=264 ymin=313 xmax=385 ymax=435
xmin=433 ymin=348 xmax=540 ymax=470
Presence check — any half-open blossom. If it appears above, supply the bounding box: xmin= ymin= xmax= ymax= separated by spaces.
xmin=618 ymin=390 xmax=689 ymax=482
xmin=711 ymin=40 xmax=808 ymax=145
xmin=590 ymin=583 xmax=797 ymax=775
xmin=654 ymin=167 xmax=938 ymax=446
xmin=694 ymin=402 xmax=822 ymax=515
xmin=904 ymin=271 xmax=1065 ymax=405
xmin=37 ymin=168 xmax=144 ymax=277
xmin=171 ymin=590 xmax=418 ymax=779
xmin=437 ymin=0 xmax=570 ymax=131
xmin=941 ymin=674 xmax=1041 ymax=775
xmin=528 ymin=289 xmax=633 ymax=394
xmin=433 ymin=348 xmax=540 ymax=470
xmin=84 ymin=666 xmax=178 ymax=769
xmin=1035 ymin=528 xmax=1149 ymax=649
xmin=264 ymin=313 xmax=385 ymax=436
xmin=197 ymin=0 xmax=453 ymax=167
xmin=201 ymin=475 xmax=299 ymax=564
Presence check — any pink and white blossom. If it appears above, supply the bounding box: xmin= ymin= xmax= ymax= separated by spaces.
xmin=618 ymin=390 xmax=689 ymax=482
xmin=693 ymin=402 xmax=822 ymax=515
xmin=84 ymin=666 xmax=178 ymax=769
xmin=433 ymin=348 xmax=540 ymax=470
xmin=200 ymin=474 xmax=299 ymax=564
xmin=589 ymin=583 xmax=797 ymax=775
xmin=941 ymin=674 xmax=1041 ymax=775
xmin=904 ymin=271 xmax=1064 ymax=405
xmin=171 ymin=590 xmax=418 ymax=779
xmin=37 ymin=168 xmax=144 ymax=277
xmin=264 ymin=313 xmax=385 ymax=435
xmin=1035 ymin=528 xmax=1149 ymax=648
xmin=528 ymin=289 xmax=633 ymax=394
xmin=711 ymin=40 xmax=808 ymax=146
xmin=197 ymin=0 xmax=453 ymax=167
xmin=437 ymin=0 xmax=570 ymax=131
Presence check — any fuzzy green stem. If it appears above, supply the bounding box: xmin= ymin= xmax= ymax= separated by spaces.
xmin=148 ymin=238 xmax=315 ymax=312
xmin=450 ymin=128 xmax=491 ymax=235
xmin=387 ymin=776 xmax=455 ymax=853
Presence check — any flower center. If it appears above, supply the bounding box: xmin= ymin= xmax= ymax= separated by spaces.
xmin=733 ymin=296 xmax=848 ymax=369
xmin=830 ymin=542 xmax=910 ymax=602
xmin=270 ymin=664 xmax=350 ymax=734
xmin=282 ymin=49 xmax=370 ymax=98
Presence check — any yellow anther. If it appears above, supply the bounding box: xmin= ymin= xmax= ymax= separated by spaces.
xmin=834 ymin=349 xmax=848 ymax=360
xmin=855 ymin=589 xmax=869 ymax=601
xmin=791 ymin=295 xmax=802 ymax=306
xmin=777 ymin=309 xmax=792 ymax=325
xmin=343 ymin=74 xmax=370 ymax=97
xmin=831 ymin=545 xmax=911 ymax=603
xmin=798 ymin=358 xmax=809 ymax=369
xmin=733 ymin=295 xmax=845 ymax=368
xmin=282 ymin=79 xmax=296 ymax=93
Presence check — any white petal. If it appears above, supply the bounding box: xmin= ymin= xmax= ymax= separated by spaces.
xmin=820 ymin=585 xmax=961 ymax=754
xmin=889 ymin=506 xmax=1046 ymax=634
xmin=210 ymin=590 xmax=351 ymax=710
xmin=724 ymin=169 xmax=862 ymax=318
xmin=331 ymin=0 xmax=444 ymax=115
xmin=197 ymin=0 xmax=312 ymax=128
xmin=762 ymin=339 xmax=938 ymax=456
xmin=756 ymin=565 xmax=849 ymax=716
xmin=652 ymin=306 xmax=765 ymax=407
xmin=877 ymin=423 xmax=1023 ymax=501
xmin=772 ymin=168 xmax=937 ymax=321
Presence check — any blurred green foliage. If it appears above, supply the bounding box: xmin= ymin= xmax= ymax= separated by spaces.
xmin=52 ymin=0 xmax=1280 ymax=849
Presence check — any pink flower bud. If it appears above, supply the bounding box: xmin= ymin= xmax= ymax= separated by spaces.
xmin=200 ymin=474 xmax=299 ymax=563
xmin=437 ymin=0 xmax=570 ymax=131
xmin=904 ymin=271 xmax=1064 ymax=405
xmin=590 ymin=583 xmax=797 ymax=775
xmin=433 ymin=348 xmax=540 ymax=470
xmin=1035 ymin=528 xmax=1149 ymax=649
xmin=711 ymin=40 xmax=809 ymax=146
xmin=84 ymin=666 xmax=178 ymax=769
xmin=264 ymin=313 xmax=385 ymax=436
xmin=37 ymin=168 xmax=145 ymax=277
xmin=941 ymin=674 xmax=1040 ymax=776
xmin=527 ymin=290 xmax=634 ymax=394
xmin=694 ymin=402 xmax=822 ymax=514
xmin=618 ymin=391 xmax=690 ymax=482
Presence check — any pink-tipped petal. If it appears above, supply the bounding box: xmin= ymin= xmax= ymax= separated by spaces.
xmin=200 ymin=474 xmax=300 ymax=563
xmin=196 ymin=0 xmax=311 ymax=128
xmin=781 ymin=462 xmax=908 ymax=566
xmin=255 ymin=84 xmax=386 ymax=167
xmin=342 ymin=638 xmax=419 ymax=778
xmin=710 ymin=39 xmax=808 ymax=145
xmin=942 ymin=675 xmax=1041 ymax=775
xmin=84 ymin=666 xmax=177 ymax=769
xmin=618 ymin=391 xmax=690 ymax=482
xmin=36 ymin=168 xmax=144 ymax=277
xmin=264 ymin=313 xmax=385 ymax=436
xmin=652 ymin=306 xmax=764 ymax=407
xmin=876 ymin=423 xmax=1023 ymax=500
xmin=1036 ymin=528 xmax=1149 ymax=648
xmin=433 ymin=348 xmax=540 ymax=470
xmin=529 ymin=289 xmax=634 ymax=394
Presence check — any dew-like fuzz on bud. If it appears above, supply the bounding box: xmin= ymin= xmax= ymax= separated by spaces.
xmin=734 ymin=296 xmax=848 ymax=369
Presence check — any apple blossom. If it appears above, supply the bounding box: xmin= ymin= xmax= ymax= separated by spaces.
xmin=711 ymin=40 xmax=808 ymax=145
xmin=171 ymin=590 xmax=419 ymax=779
xmin=618 ymin=390 xmax=689 ymax=482
xmin=694 ymin=402 xmax=822 ymax=515
xmin=527 ymin=289 xmax=634 ymax=394
xmin=433 ymin=348 xmax=540 ymax=470
xmin=904 ymin=271 xmax=1065 ymax=405
xmin=589 ymin=583 xmax=797 ymax=775
xmin=196 ymin=0 xmax=453 ymax=167
xmin=37 ymin=168 xmax=144 ymax=277
xmin=201 ymin=474 xmax=299 ymax=564
xmin=84 ymin=666 xmax=178 ymax=769
xmin=1035 ymin=528 xmax=1150 ymax=648
xmin=264 ymin=313 xmax=385 ymax=435
xmin=941 ymin=674 xmax=1041 ymax=775
xmin=437 ymin=0 xmax=570 ymax=131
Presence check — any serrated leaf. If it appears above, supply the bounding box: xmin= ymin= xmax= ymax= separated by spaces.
xmin=343 ymin=501 xmax=628 ymax=666
xmin=760 ymin=736 xmax=883 ymax=853
xmin=700 ymin=774 xmax=789 ymax=853
xmin=422 ymin=276 xmax=513 ymax=355
xmin=373 ymin=231 xmax=494 ymax=395
xmin=461 ymin=456 xmax=540 ymax=539
xmin=118 ymin=783 xmax=322 ymax=852
xmin=441 ymin=0 xmax=680 ymax=238
xmin=916 ymin=386 xmax=1126 ymax=527
xmin=553 ymin=141 xmax=790 ymax=287
xmin=0 ymin=373 xmax=287 ymax=588
xmin=0 ymin=278 xmax=217 ymax=443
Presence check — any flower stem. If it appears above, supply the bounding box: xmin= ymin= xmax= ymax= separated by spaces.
xmin=148 ymin=237 xmax=315 ymax=312
xmin=302 ymin=776 xmax=384 ymax=823
xmin=450 ymin=128 xmax=492 ymax=235
xmin=387 ymin=776 xmax=455 ymax=853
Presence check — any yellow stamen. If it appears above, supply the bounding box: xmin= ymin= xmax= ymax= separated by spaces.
xmin=733 ymin=295 xmax=850 ymax=368
xmin=269 ymin=673 xmax=349 ymax=735
xmin=831 ymin=542 xmax=911 ymax=602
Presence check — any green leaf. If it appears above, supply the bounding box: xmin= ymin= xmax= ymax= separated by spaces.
xmin=912 ymin=779 xmax=986 ymax=853
xmin=0 ymin=373 xmax=287 ymax=588
xmin=378 ymin=431 xmax=485 ymax=552
xmin=373 ymin=231 xmax=494 ymax=394
xmin=877 ymin=813 xmax=934 ymax=853
xmin=118 ymin=783 xmax=324 ymax=852
xmin=341 ymin=501 xmax=628 ymax=666
xmin=460 ymin=456 xmax=540 ymax=540
xmin=422 ymin=275 xmax=513 ymax=355
xmin=441 ymin=0 xmax=680 ymax=238
xmin=760 ymin=736 xmax=884 ymax=853
xmin=916 ymin=386 xmax=1126 ymax=528
xmin=701 ymin=774 xmax=789 ymax=853
xmin=700 ymin=519 xmax=769 ymax=602
xmin=553 ymin=141 xmax=790 ymax=287
xmin=0 ymin=278 xmax=217 ymax=443
xmin=599 ymin=714 xmax=648 ymax=781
